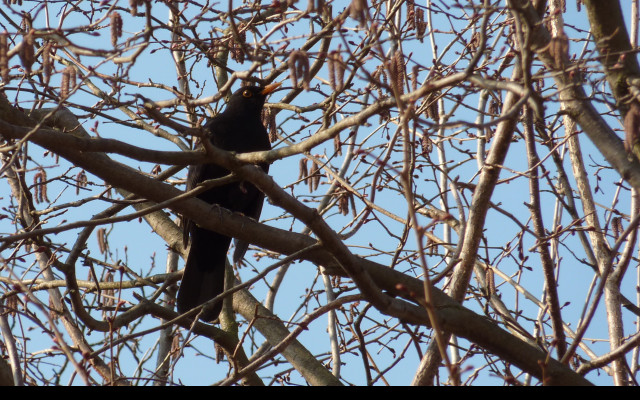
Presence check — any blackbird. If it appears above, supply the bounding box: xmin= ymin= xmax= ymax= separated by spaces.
xmin=177 ymin=82 xmax=279 ymax=322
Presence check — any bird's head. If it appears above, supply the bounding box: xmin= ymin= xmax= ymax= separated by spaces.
xmin=224 ymin=82 xmax=281 ymax=116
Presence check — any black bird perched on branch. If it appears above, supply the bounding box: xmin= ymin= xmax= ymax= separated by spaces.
xmin=177 ymin=82 xmax=280 ymax=322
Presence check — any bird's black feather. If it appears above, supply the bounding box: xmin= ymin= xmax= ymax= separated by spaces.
xmin=177 ymin=84 xmax=275 ymax=322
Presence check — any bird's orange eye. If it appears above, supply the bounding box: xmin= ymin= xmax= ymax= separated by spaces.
xmin=242 ymin=89 xmax=253 ymax=98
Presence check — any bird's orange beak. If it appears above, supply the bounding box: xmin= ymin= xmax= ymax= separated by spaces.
xmin=261 ymin=82 xmax=282 ymax=95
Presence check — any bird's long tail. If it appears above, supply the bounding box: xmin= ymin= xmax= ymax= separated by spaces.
xmin=177 ymin=228 xmax=231 ymax=321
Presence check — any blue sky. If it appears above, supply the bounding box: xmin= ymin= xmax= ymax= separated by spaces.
xmin=0 ymin=0 xmax=637 ymax=385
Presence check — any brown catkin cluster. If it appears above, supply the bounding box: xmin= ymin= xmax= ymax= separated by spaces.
xmin=21 ymin=12 xmax=32 ymax=30
xmin=388 ymin=51 xmax=405 ymax=95
xmin=33 ymin=167 xmax=49 ymax=204
xmin=371 ymin=64 xmax=387 ymax=98
xmin=0 ymin=32 xmax=8 ymax=82
xmin=261 ymin=107 xmax=278 ymax=143
xmin=19 ymin=29 xmax=34 ymax=73
xmin=76 ymin=170 xmax=87 ymax=195
xmin=624 ymin=101 xmax=640 ymax=156
xmin=415 ymin=9 xmax=427 ymax=42
xmin=42 ymin=41 xmax=53 ymax=86
xmin=550 ymin=32 xmax=568 ymax=68
xmin=299 ymin=158 xmax=322 ymax=192
xmin=97 ymin=228 xmax=108 ymax=254
xmin=334 ymin=134 xmax=341 ymax=156
xmin=307 ymin=0 xmax=325 ymax=13
xmin=328 ymin=50 xmax=345 ymax=91
xmin=130 ymin=0 xmax=145 ymax=15
xmin=102 ymin=271 xmax=115 ymax=307
xmin=289 ymin=50 xmax=311 ymax=91
xmin=420 ymin=135 xmax=433 ymax=155
xmin=298 ymin=158 xmax=308 ymax=184
xmin=422 ymin=90 xmax=440 ymax=121
xmin=407 ymin=0 xmax=415 ymax=30
xmin=229 ymin=25 xmax=246 ymax=63
xmin=110 ymin=11 xmax=123 ymax=47
xmin=349 ymin=0 xmax=367 ymax=26
xmin=411 ymin=65 xmax=420 ymax=92
xmin=61 ymin=66 xmax=76 ymax=98
xmin=611 ymin=216 xmax=623 ymax=240
xmin=336 ymin=187 xmax=354 ymax=216
xmin=406 ymin=1 xmax=427 ymax=41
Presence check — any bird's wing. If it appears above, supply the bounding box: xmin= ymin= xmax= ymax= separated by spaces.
xmin=232 ymin=191 xmax=265 ymax=263
xmin=182 ymin=162 xmax=204 ymax=247
xmin=182 ymin=118 xmax=219 ymax=247
xmin=232 ymin=163 xmax=269 ymax=264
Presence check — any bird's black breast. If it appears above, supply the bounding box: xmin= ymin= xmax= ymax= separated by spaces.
xmin=186 ymin=112 xmax=270 ymax=217
xmin=207 ymin=113 xmax=271 ymax=153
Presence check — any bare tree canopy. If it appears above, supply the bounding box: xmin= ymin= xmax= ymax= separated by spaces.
xmin=1 ymin=0 xmax=640 ymax=386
